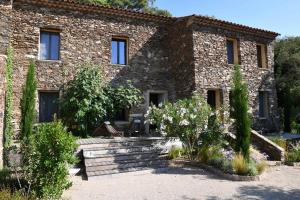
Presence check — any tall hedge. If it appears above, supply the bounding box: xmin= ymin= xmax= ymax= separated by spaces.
xmin=231 ymin=65 xmax=251 ymax=161
xmin=4 ymin=45 xmax=13 ymax=149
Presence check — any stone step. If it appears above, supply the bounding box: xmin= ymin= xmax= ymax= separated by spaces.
xmin=78 ymin=140 xmax=159 ymax=151
xmin=83 ymin=146 xmax=164 ymax=158
xmin=86 ymin=161 xmax=169 ymax=178
xmin=85 ymin=157 xmax=168 ymax=172
xmin=85 ymin=155 xmax=168 ymax=167
xmin=84 ymin=152 xmax=166 ymax=165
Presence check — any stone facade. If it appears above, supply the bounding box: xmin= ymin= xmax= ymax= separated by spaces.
xmin=192 ymin=24 xmax=279 ymax=132
xmin=0 ymin=0 xmax=280 ymax=165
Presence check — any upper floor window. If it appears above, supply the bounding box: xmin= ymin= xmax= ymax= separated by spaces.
xmin=111 ymin=38 xmax=127 ymax=65
xmin=226 ymin=38 xmax=240 ymax=65
xmin=40 ymin=31 xmax=60 ymax=60
xmin=257 ymin=44 xmax=267 ymax=68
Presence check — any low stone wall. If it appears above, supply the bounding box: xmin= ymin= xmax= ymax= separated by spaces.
xmin=171 ymin=159 xmax=264 ymax=181
xmin=251 ymin=130 xmax=285 ymax=161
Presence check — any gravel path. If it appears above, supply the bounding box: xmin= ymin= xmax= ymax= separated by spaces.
xmin=63 ymin=165 xmax=300 ymax=200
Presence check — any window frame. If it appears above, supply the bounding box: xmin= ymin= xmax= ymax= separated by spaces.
xmin=257 ymin=43 xmax=268 ymax=68
xmin=111 ymin=37 xmax=128 ymax=65
xmin=226 ymin=38 xmax=240 ymax=65
xmin=39 ymin=29 xmax=61 ymax=61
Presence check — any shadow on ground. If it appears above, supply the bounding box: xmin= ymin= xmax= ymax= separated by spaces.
xmin=206 ymin=185 xmax=300 ymax=200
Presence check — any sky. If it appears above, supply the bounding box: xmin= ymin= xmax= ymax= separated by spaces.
xmin=154 ymin=0 xmax=299 ymax=37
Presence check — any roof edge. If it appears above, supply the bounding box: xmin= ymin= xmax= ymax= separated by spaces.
xmin=13 ymin=0 xmax=280 ymax=39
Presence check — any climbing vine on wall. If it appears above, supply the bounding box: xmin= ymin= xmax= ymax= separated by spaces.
xmin=4 ymin=45 xmax=13 ymax=149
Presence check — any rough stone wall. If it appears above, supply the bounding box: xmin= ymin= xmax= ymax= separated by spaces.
xmin=0 ymin=1 xmax=12 ymax=168
xmin=168 ymin=17 xmax=195 ymax=99
xmin=10 ymin=3 xmax=174 ymax=135
xmin=0 ymin=3 xmax=11 ymax=54
xmin=192 ymin=24 xmax=279 ymax=132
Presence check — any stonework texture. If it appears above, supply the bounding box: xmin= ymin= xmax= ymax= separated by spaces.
xmin=0 ymin=0 xmax=279 ymax=148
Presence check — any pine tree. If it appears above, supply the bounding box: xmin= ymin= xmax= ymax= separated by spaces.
xmin=20 ymin=61 xmax=37 ymax=142
xmin=4 ymin=45 xmax=14 ymax=149
xmin=232 ymin=65 xmax=251 ymax=161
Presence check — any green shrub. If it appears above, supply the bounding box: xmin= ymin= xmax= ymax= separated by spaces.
xmin=0 ymin=189 xmax=34 ymax=200
xmin=256 ymin=161 xmax=267 ymax=174
xmin=0 ymin=168 xmax=11 ymax=187
xmin=247 ymin=161 xmax=258 ymax=176
xmin=285 ymin=148 xmax=300 ymax=163
xmin=291 ymin=121 xmax=300 ymax=134
xmin=270 ymin=137 xmax=287 ymax=150
xmin=231 ymin=65 xmax=251 ymax=160
xmin=198 ymin=145 xmax=223 ymax=164
xmin=168 ymin=146 xmax=184 ymax=159
xmin=60 ymin=65 xmax=142 ymax=137
xmin=145 ymin=95 xmax=224 ymax=160
xmin=25 ymin=121 xmax=78 ymax=199
xmin=220 ymin=159 xmax=233 ymax=174
xmin=232 ymin=153 xmax=249 ymax=175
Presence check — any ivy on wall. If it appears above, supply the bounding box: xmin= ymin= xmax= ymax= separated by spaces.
xmin=4 ymin=45 xmax=13 ymax=149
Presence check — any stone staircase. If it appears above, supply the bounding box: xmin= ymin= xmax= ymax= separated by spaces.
xmin=77 ymin=137 xmax=174 ymax=179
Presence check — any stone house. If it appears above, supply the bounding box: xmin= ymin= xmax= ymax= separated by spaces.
xmin=0 ymin=0 xmax=280 ymax=166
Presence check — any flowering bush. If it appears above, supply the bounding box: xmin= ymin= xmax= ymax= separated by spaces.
xmin=145 ymin=95 xmax=224 ymax=159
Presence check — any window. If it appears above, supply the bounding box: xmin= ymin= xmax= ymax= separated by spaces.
xmin=259 ymin=91 xmax=269 ymax=118
xmin=111 ymin=38 xmax=127 ymax=65
xmin=226 ymin=39 xmax=240 ymax=65
xmin=207 ymin=90 xmax=216 ymax=109
xmin=207 ymin=89 xmax=223 ymax=109
xmin=39 ymin=91 xmax=59 ymax=122
xmin=40 ymin=31 xmax=60 ymax=60
xmin=114 ymin=108 xmax=129 ymax=121
xmin=257 ymin=44 xmax=267 ymax=68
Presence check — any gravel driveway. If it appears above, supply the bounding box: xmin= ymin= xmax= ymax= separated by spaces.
xmin=63 ymin=165 xmax=300 ymax=200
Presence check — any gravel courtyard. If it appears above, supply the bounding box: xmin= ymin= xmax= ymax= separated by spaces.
xmin=63 ymin=165 xmax=300 ymax=200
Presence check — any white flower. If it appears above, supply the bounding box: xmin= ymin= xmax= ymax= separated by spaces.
xmin=179 ymin=119 xmax=190 ymax=126
xmin=190 ymin=114 xmax=196 ymax=119
xmin=158 ymin=102 xmax=163 ymax=108
xmin=160 ymin=123 xmax=166 ymax=131
xmin=167 ymin=116 xmax=173 ymax=123
xmin=204 ymin=124 xmax=208 ymax=129
xmin=180 ymin=108 xmax=187 ymax=114
xmin=161 ymin=131 xmax=167 ymax=136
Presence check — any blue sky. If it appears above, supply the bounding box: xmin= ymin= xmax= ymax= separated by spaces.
xmin=154 ymin=0 xmax=299 ymax=37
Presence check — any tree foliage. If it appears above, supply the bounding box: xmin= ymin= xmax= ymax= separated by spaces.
xmin=4 ymin=45 xmax=13 ymax=149
xmin=145 ymin=95 xmax=224 ymax=160
xmin=20 ymin=61 xmax=37 ymax=142
xmin=78 ymin=0 xmax=171 ymax=16
xmin=20 ymin=61 xmax=37 ymax=178
xmin=60 ymin=64 xmax=142 ymax=137
xmin=231 ymin=65 xmax=251 ymax=161
xmin=26 ymin=121 xmax=78 ymax=199
xmin=275 ymin=37 xmax=300 ymax=132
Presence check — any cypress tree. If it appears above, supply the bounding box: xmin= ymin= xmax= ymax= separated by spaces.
xmin=20 ymin=61 xmax=37 ymax=143
xmin=232 ymin=65 xmax=251 ymax=161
